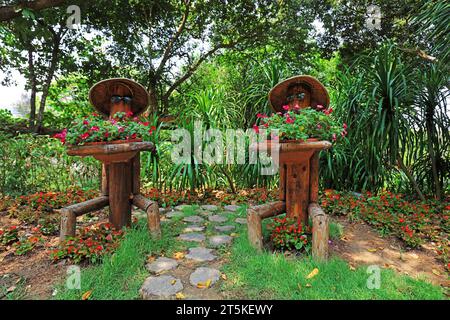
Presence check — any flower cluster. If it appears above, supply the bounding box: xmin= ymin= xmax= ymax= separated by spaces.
xmin=253 ymin=106 xmax=347 ymax=142
xmin=54 ymin=112 xmax=157 ymax=146
xmin=320 ymin=190 xmax=448 ymax=250
xmin=50 ymin=222 xmax=124 ymax=264
xmin=269 ymin=216 xmax=311 ymax=252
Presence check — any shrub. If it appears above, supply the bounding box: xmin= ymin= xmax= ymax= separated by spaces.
xmin=269 ymin=216 xmax=311 ymax=252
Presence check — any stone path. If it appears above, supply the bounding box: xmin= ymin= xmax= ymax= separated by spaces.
xmin=139 ymin=204 xmax=246 ymax=300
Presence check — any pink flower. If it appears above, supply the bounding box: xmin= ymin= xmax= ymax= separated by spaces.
xmin=316 ymin=124 xmax=322 ymax=129
xmin=343 ymin=123 xmax=348 ymax=130
xmin=80 ymin=132 xmax=90 ymax=140
xmin=54 ymin=128 xmax=67 ymax=144
xmin=110 ymin=119 xmax=117 ymax=125
xmin=253 ymin=124 xmax=260 ymax=134
xmin=285 ymin=116 xmax=294 ymax=124
xmin=104 ymin=131 xmax=109 ymax=138
xmin=341 ymin=129 xmax=347 ymax=137
xmin=332 ymin=133 xmax=337 ymax=141
xmin=316 ymin=105 xmax=324 ymax=110
xmin=117 ymin=126 xmax=124 ymax=133
xmin=90 ymin=126 xmax=100 ymax=132
xmin=282 ymin=105 xmax=290 ymax=111
xmin=257 ymin=113 xmax=268 ymax=119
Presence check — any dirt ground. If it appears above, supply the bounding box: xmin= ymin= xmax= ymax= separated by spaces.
xmin=1 ymin=214 xmax=448 ymax=299
xmin=330 ymin=216 xmax=449 ymax=289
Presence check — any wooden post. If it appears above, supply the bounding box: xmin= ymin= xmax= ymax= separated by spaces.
xmin=109 ymin=162 xmax=132 ymax=229
xmin=60 ymin=209 xmax=76 ymax=241
xmin=309 ymin=152 xmax=320 ymax=202
xmin=132 ymin=194 xmax=161 ymax=238
xmin=132 ymin=154 xmax=140 ymax=195
xmin=247 ymin=201 xmax=286 ymax=251
xmin=279 ymin=164 xmax=286 ymax=201
xmin=101 ymin=164 xmax=109 ymax=196
xmin=59 ymin=196 xmax=109 ymax=241
xmin=285 ymin=163 xmax=310 ymax=226
xmin=309 ymin=203 xmax=329 ymax=261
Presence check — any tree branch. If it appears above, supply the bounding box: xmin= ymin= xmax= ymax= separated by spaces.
xmin=155 ymin=0 xmax=191 ymax=78
xmin=163 ymin=41 xmax=236 ymax=100
xmin=0 ymin=0 xmax=67 ymax=21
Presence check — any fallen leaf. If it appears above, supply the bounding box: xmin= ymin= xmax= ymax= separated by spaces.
xmin=306 ymin=268 xmax=319 ymax=279
xmin=6 ymin=286 xmax=16 ymax=293
xmin=230 ymin=233 xmax=239 ymax=237
xmin=432 ymin=269 xmax=441 ymax=276
xmin=367 ymin=248 xmax=378 ymax=252
xmin=305 ymin=283 xmax=312 ymax=288
xmin=197 ymin=279 xmax=212 ymax=289
xmin=173 ymin=252 xmax=185 ymax=260
xmin=175 ymin=292 xmax=185 ymax=300
xmin=171 ymin=279 xmax=177 ymax=285
xmin=81 ymin=290 xmax=92 ymax=300
xmin=221 ymin=274 xmax=227 ymax=280
xmin=349 ymin=264 xmax=356 ymax=271
xmin=147 ymin=255 xmax=156 ymax=263
xmin=378 ymin=247 xmax=384 ymax=251
xmin=340 ymin=236 xmax=349 ymax=242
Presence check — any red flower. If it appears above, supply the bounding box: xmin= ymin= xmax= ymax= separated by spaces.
xmin=253 ymin=124 xmax=260 ymax=134
xmin=149 ymin=126 xmax=156 ymax=134
xmin=90 ymin=126 xmax=100 ymax=132
xmin=125 ymin=111 xmax=134 ymax=118
xmin=83 ymin=119 xmax=89 ymax=125
xmin=104 ymin=131 xmax=109 ymax=138
xmin=80 ymin=132 xmax=90 ymax=140
xmin=316 ymin=104 xmax=324 ymax=110
xmin=141 ymin=121 xmax=150 ymax=126
xmin=332 ymin=133 xmax=337 ymax=141
xmin=343 ymin=123 xmax=348 ymax=130
xmin=285 ymin=116 xmax=294 ymax=124
xmin=324 ymin=108 xmax=333 ymax=115
xmin=257 ymin=113 xmax=268 ymax=119
xmin=282 ymin=105 xmax=290 ymax=111
xmin=131 ymin=133 xmax=137 ymax=139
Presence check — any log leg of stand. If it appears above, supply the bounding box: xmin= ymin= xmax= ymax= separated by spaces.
xmin=59 ymin=196 xmax=110 ymax=241
xmin=309 ymin=152 xmax=320 ymax=203
xmin=101 ymin=164 xmax=109 ymax=196
xmin=132 ymin=194 xmax=161 ymax=238
xmin=132 ymin=155 xmax=140 ymax=195
xmin=109 ymin=162 xmax=132 ymax=229
xmin=247 ymin=201 xmax=286 ymax=251
xmin=286 ymin=163 xmax=310 ymax=225
xmin=309 ymin=203 xmax=329 ymax=261
xmin=60 ymin=209 xmax=76 ymax=241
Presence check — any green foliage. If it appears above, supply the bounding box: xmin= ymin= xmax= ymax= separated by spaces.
xmin=269 ymin=216 xmax=311 ymax=252
xmin=222 ymin=231 xmax=444 ymax=299
xmin=0 ymin=132 xmax=99 ymax=195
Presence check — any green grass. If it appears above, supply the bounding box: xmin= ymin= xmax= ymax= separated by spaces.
xmin=54 ymin=218 xmax=185 ymax=300
xmin=221 ymin=233 xmax=445 ymax=300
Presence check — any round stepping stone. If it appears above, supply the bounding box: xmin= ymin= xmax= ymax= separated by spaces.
xmin=175 ymin=204 xmax=190 ymax=211
xmin=159 ymin=207 xmax=170 ymax=214
xmin=235 ymin=218 xmax=247 ymax=224
xmin=208 ymin=215 xmax=228 ymax=223
xmin=198 ymin=210 xmax=211 ymax=217
xmin=186 ymin=247 xmax=217 ymax=262
xmin=189 ymin=267 xmax=221 ymax=288
xmin=146 ymin=257 xmax=179 ymax=273
xmin=201 ymin=205 xmax=218 ymax=211
xmin=214 ymin=225 xmax=235 ymax=233
xmin=178 ymin=233 xmax=205 ymax=242
xmin=183 ymin=215 xmax=204 ymax=223
xmin=140 ymin=275 xmax=183 ymax=299
xmin=183 ymin=225 xmax=205 ymax=233
xmin=224 ymin=205 xmax=240 ymax=212
xmin=208 ymin=235 xmax=233 ymax=247
xmin=166 ymin=210 xmax=184 ymax=218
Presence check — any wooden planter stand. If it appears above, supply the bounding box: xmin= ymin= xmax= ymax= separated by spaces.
xmin=59 ymin=141 xmax=161 ymax=241
xmin=247 ymin=140 xmax=331 ymax=261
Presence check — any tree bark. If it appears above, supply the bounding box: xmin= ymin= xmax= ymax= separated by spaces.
xmin=397 ymin=155 xmax=426 ymax=201
xmin=34 ymin=26 xmax=61 ymax=133
xmin=425 ymin=113 xmax=442 ymax=200
xmin=27 ymin=42 xmax=37 ymax=129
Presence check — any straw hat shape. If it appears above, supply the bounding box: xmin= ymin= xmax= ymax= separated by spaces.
xmin=268 ymin=75 xmax=330 ymax=113
xmin=89 ymin=78 xmax=149 ymax=116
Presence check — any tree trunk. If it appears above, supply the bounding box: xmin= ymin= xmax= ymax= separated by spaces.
xmin=397 ymin=154 xmax=425 ymax=201
xmin=146 ymin=83 xmax=159 ymax=116
xmin=34 ymin=30 xmax=61 ymax=133
xmin=27 ymin=43 xmax=37 ymax=130
xmin=425 ymin=113 xmax=442 ymax=200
